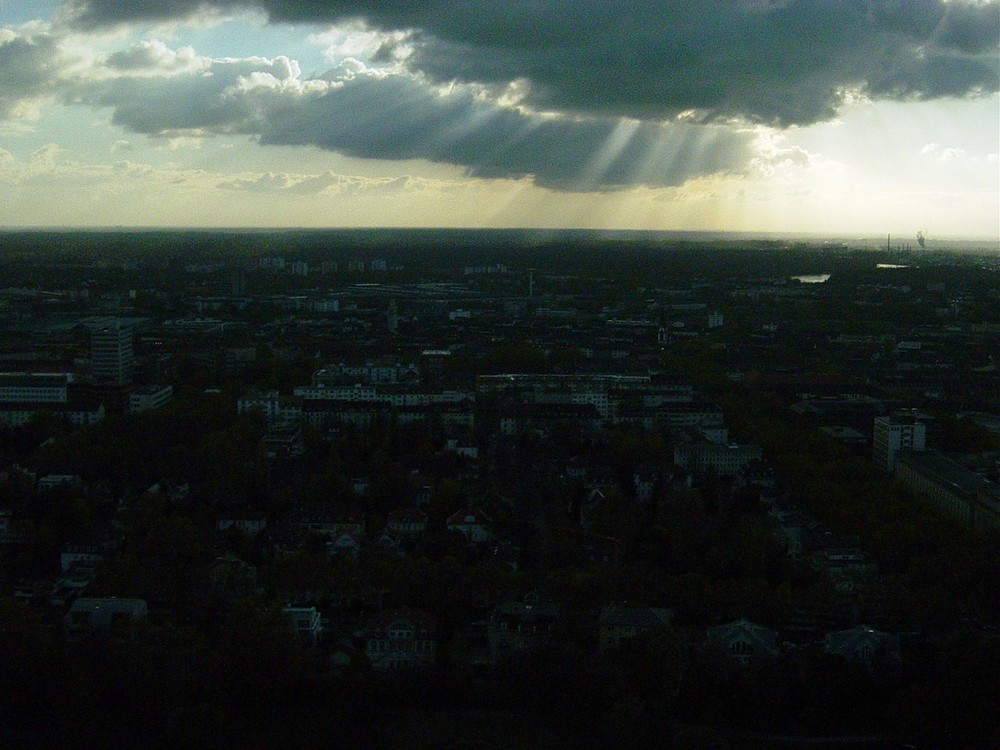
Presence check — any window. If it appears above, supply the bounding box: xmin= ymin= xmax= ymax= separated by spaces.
xmin=730 ymin=640 xmax=753 ymax=656
xmin=389 ymin=626 xmax=413 ymax=640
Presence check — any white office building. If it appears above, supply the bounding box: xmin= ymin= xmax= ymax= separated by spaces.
xmin=91 ymin=320 xmax=134 ymax=385
xmin=873 ymin=412 xmax=928 ymax=472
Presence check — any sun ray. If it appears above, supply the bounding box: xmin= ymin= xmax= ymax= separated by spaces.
xmin=575 ymin=117 xmax=640 ymax=190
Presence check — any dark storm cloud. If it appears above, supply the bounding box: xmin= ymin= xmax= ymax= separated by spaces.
xmin=66 ymin=0 xmax=1000 ymax=126
xmin=257 ymin=73 xmax=753 ymax=189
xmin=68 ymin=56 xmax=283 ymax=135
xmin=71 ymin=52 xmax=752 ymax=189
xmin=0 ymin=30 xmax=70 ymax=117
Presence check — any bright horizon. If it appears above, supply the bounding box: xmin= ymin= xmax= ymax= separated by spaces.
xmin=1 ymin=2 xmax=997 ymax=238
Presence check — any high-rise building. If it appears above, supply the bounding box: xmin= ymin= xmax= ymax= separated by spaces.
xmin=91 ymin=320 xmax=134 ymax=385
xmin=873 ymin=412 xmax=927 ymax=472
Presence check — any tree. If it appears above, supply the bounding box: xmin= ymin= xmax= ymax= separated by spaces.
xmin=0 ymin=598 xmax=61 ymax=729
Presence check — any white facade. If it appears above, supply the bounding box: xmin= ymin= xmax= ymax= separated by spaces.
xmin=0 ymin=373 xmax=76 ymax=427
xmin=0 ymin=372 xmax=71 ymax=403
xmin=91 ymin=320 xmax=133 ymax=385
xmin=673 ymin=443 xmax=763 ymax=476
xmin=873 ymin=414 xmax=927 ymax=472
xmin=129 ymin=385 xmax=173 ymax=413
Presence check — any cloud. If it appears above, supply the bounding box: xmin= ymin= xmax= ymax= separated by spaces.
xmin=0 ymin=27 xmax=76 ymax=118
xmin=65 ymin=0 xmax=1000 ymax=126
xmin=218 ymin=171 xmax=294 ymax=191
xmin=0 ymin=146 xmax=213 ymax=194
xmin=29 ymin=143 xmax=64 ymax=166
xmin=309 ymin=24 xmax=412 ymax=64
xmin=4 ymin=2 xmax=992 ymax=194
xmin=260 ymin=71 xmax=756 ymax=189
xmin=921 ymin=141 xmax=998 ymax=163
xmin=750 ymin=130 xmax=846 ymax=178
xmin=70 ymin=53 xmax=331 ymax=136
xmin=218 ymin=169 xmax=430 ymax=196
xmin=65 ymin=47 xmax=754 ymax=189
xmin=104 ymin=40 xmax=207 ymax=75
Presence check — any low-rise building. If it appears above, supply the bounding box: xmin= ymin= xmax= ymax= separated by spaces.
xmin=285 ymin=606 xmax=323 ymax=645
xmin=598 ymin=605 xmax=673 ymax=653
xmin=825 ymin=625 xmax=900 ymax=664
xmin=706 ymin=618 xmax=780 ymax=664
xmin=61 ymin=543 xmax=103 ymax=572
xmin=673 ymin=442 xmax=763 ymax=477
xmin=217 ymin=515 xmax=268 ymax=536
xmin=66 ymin=598 xmax=148 ymax=633
xmin=447 ymin=507 xmax=494 ymax=544
xmin=894 ymin=449 xmax=993 ymax=529
xmin=128 ymin=384 xmax=173 ymax=413
xmin=37 ymin=474 xmax=83 ymax=492
xmin=363 ymin=608 xmax=436 ymax=670
xmin=385 ymin=507 xmax=428 ymax=537
xmin=488 ymin=593 xmax=560 ymax=663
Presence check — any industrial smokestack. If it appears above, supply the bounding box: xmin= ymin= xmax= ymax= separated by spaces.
xmin=917 ymin=231 xmax=925 ymax=249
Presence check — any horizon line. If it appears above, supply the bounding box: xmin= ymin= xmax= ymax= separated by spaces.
xmin=1 ymin=225 xmax=997 ymax=244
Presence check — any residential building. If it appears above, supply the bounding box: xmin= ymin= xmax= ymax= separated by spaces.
xmin=894 ymin=449 xmax=993 ymax=529
xmin=447 ymin=508 xmax=494 ymax=544
xmin=66 ymin=598 xmax=148 ymax=632
xmin=976 ymin=484 xmax=1000 ymax=534
xmin=288 ymin=509 xmax=366 ymax=538
xmin=285 ymin=606 xmax=323 ymax=645
xmin=61 ymin=543 xmax=103 ymax=572
xmin=263 ymin=424 xmax=305 ymax=459
xmin=217 ymin=516 xmax=268 ymax=536
xmin=598 ymin=605 xmax=673 ymax=653
xmin=0 ymin=372 xmax=71 ymax=404
xmin=706 ymin=618 xmax=780 ymax=664
xmin=385 ymin=507 xmax=428 ymax=537
xmin=128 ymin=384 xmax=173 ymax=413
xmin=0 ymin=372 xmax=72 ymax=427
xmin=488 ymin=593 xmax=560 ymax=662
xmin=673 ymin=442 xmax=763 ymax=476
xmin=37 ymin=474 xmax=83 ymax=492
xmin=363 ymin=608 xmax=436 ymax=670
xmin=633 ymin=464 xmax=665 ymax=503
xmin=824 ymin=625 xmax=900 ymax=664
xmin=328 ymin=531 xmax=362 ymax=560
xmin=238 ymin=389 xmax=302 ymax=426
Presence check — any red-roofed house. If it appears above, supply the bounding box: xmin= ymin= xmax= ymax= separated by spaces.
xmin=385 ymin=507 xmax=428 ymax=537
xmin=447 ymin=507 xmax=494 ymax=544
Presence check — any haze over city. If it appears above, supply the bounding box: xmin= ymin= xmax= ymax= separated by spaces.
xmin=1 ymin=1 xmax=997 ymax=237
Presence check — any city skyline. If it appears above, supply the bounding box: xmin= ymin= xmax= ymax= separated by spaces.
xmin=1 ymin=1 xmax=998 ymax=238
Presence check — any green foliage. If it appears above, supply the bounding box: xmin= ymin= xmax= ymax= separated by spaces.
xmin=686 ymin=358 xmax=1000 ymax=625
xmin=0 ymin=598 xmax=61 ymax=729
xmin=36 ymin=391 xmax=240 ymax=492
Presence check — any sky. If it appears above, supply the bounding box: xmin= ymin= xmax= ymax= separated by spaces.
xmin=0 ymin=1 xmax=997 ymax=238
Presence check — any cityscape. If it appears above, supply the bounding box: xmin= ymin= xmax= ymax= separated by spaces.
xmin=2 ymin=0 xmax=998 ymax=747
xmin=0 ymin=229 xmax=998 ymax=748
